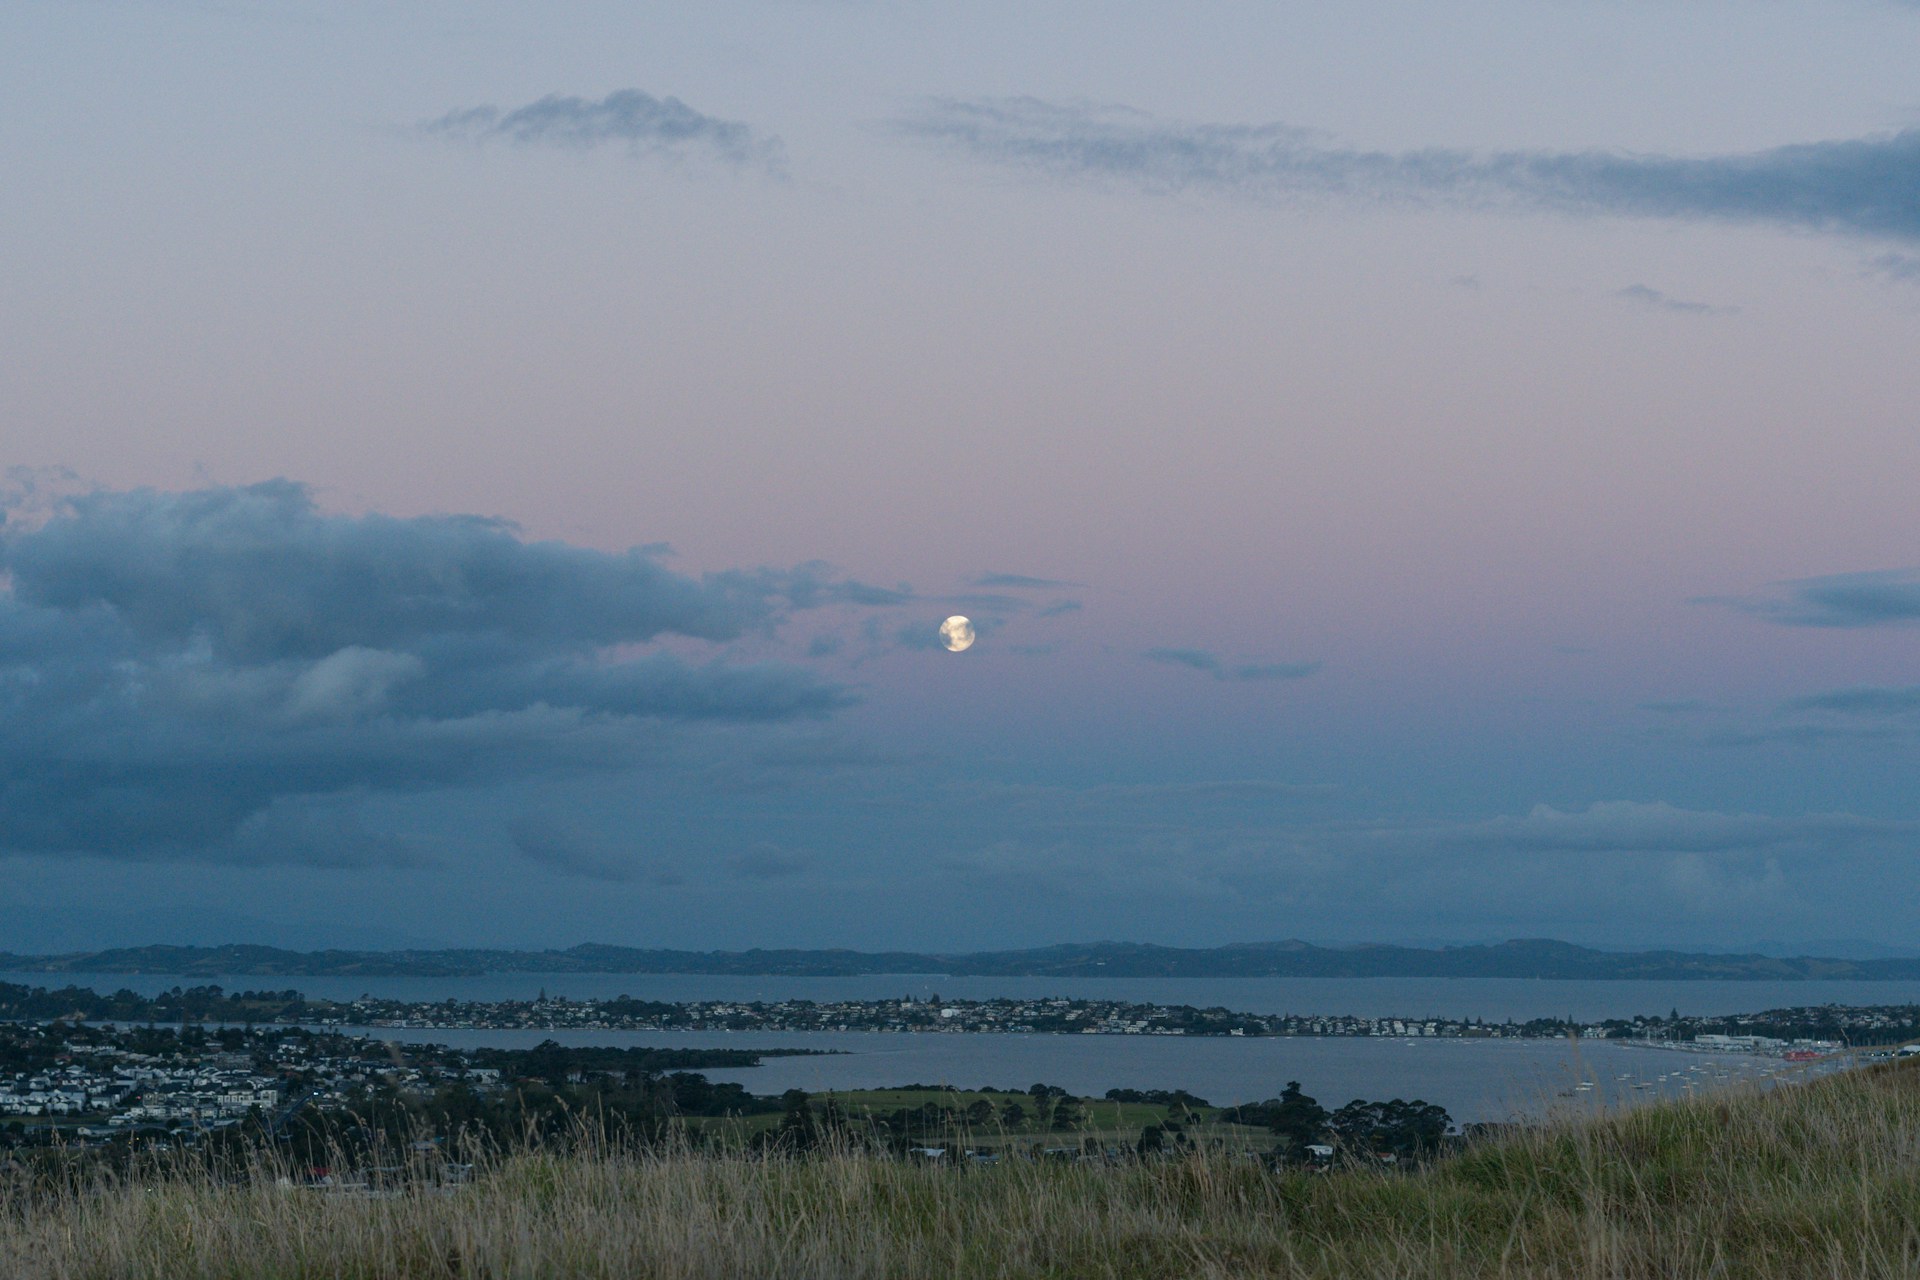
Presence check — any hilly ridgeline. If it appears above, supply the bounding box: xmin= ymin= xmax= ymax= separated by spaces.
xmin=1 ymin=938 xmax=1917 ymax=980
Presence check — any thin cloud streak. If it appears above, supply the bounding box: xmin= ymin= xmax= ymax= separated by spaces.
xmin=1144 ymin=647 xmax=1320 ymax=682
xmin=972 ymin=572 xmax=1082 ymax=590
xmin=1781 ymin=686 xmax=1920 ymax=717
xmin=1616 ymin=284 xmax=1736 ymax=315
xmin=1869 ymin=252 xmax=1920 ymax=281
xmin=1711 ymin=569 xmax=1920 ymax=628
xmin=899 ymin=97 xmax=1920 ymax=243
xmin=428 ymin=89 xmax=783 ymax=172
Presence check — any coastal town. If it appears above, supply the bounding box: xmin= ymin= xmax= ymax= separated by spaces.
xmin=0 ymin=1022 xmax=461 ymax=1135
xmin=0 ymin=1015 xmax=1478 ymax=1182
xmin=7 ymin=982 xmax=1915 ymax=1159
xmin=311 ymin=994 xmax=1884 ymax=1057
xmin=6 ymin=980 xmax=1913 ymax=1051
xmin=0 ymin=1018 xmax=800 ymax=1145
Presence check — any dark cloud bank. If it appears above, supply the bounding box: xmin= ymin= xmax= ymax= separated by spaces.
xmin=899 ymin=98 xmax=1920 ymax=242
xmin=0 ymin=482 xmax=860 ymax=865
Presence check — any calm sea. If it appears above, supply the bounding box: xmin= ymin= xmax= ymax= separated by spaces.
xmin=333 ymin=1025 xmax=1821 ymax=1124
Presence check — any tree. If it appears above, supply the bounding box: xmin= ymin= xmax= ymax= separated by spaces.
xmin=1328 ymin=1098 xmax=1451 ymax=1162
xmin=1266 ymin=1081 xmax=1329 ymax=1161
xmin=772 ymin=1088 xmax=818 ymax=1150
xmin=999 ymin=1100 xmax=1027 ymax=1128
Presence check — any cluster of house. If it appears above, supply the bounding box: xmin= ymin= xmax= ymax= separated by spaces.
xmin=334 ymin=992 xmax=1596 ymax=1040
xmin=0 ymin=1051 xmax=280 ymax=1128
xmin=1619 ymin=1003 xmax=1920 ymax=1056
xmin=0 ymin=1030 xmax=507 ymax=1140
xmin=1682 ymin=1034 xmax=1843 ymax=1059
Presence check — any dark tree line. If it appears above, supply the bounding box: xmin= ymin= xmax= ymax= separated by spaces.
xmin=1223 ymin=1081 xmax=1452 ymax=1164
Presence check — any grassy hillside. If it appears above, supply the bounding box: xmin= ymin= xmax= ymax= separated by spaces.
xmin=6 ymin=1062 xmax=1920 ymax=1278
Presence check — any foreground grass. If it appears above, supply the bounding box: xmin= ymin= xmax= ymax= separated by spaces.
xmin=8 ymin=1062 xmax=1920 ymax=1278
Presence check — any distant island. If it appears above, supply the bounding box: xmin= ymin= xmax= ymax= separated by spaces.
xmin=5 ymin=938 xmax=1920 ymax=981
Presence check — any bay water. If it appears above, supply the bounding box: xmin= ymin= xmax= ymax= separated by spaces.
xmin=5 ymin=970 xmax=1883 ymax=1122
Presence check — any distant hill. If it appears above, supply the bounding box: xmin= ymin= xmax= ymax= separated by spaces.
xmin=3 ymin=938 xmax=1919 ymax=980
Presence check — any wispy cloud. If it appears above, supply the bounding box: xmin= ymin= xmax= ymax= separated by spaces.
xmin=428 ymin=89 xmax=783 ymax=172
xmin=1638 ymin=699 xmax=1718 ymax=716
xmin=938 ymin=796 xmax=1920 ymax=939
xmin=1869 ymin=252 xmax=1920 ymax=282
xmin=1144 ymin=647 xmax=1320 ymax=681
xmin=728 ymin=845 xmax=809 ymax=880
xmin=939 ymin=593 xmax=1028 ymax=614
xmin=507 ymin=814 xmax=661 ymax=883
xmin=1710 ymin=568 xmax=1920 ymax=628
xmin=1145 ymin=647 xmax=1222 ymax=672
xmin=972 ymin=572 xmax=1082 ymax=590
xmin=899 ymin=98 xmax=1920 ymax=243
xmin=1781 ymin=686 xmax=1920 ymax=717
xmin=1616 ymin=284 xmax=1736 ymax=316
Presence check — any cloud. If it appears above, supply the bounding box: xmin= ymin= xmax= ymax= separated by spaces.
xmin=939 ymin=593 xmax=1028 ymax=614
xmin=1869 ymin=252 xmax=1920 ymax=281
xmin=0 ymin=481 xmax=869 ymax=865
xmin=1616 ymin=284 xmax=1736 ymax=316
xmin=1638 ymin=699 xmax=1717 ymax=716
xmin=1780 ymin=686 xmax=1920 ymax=717
xmin=1230 ymin=661 xmax=1323 ymax=681
xmin=1308 ymin=802 xmax=1920 ymax=926
xmin=427 ymin=89 xmax=782 ymax=171
xmin=935 ymin=797 xmax=1920 ymax=940
xmin=784 ymin=565 xmax=913 ymax=608
xmin=893 ymin=616 xmax=1005 ymax=652
xmin=1440 ymin=800 xmax=1903 ymax=857
xmin=971 ymin=572 xmax=1081 ymax=590
xmin=1035 ymin=600 xmax=1082 ymax=618
xmin=899 ymin=98 xmax=1920 ymax=243
xmin=727 ymin=845 xmax=809 ymax=880
xmin=1144 ymin=648 xmax=1319 ymax=681
xmin=1711 ymin=568 xmax=1920 ymax=628
xmin=1145 ymin=647 xmax=1220 ymax=672
xmin=227 ymin=799 xmax=438 ymax=870
xmin=506 ymin=813 xmax=673 ymax=883
xmin=893 ymin=621 xmax=949 ymax=652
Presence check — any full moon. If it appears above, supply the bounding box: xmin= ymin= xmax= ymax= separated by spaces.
xmin=939 ymin=615 xmax=976 ymax=652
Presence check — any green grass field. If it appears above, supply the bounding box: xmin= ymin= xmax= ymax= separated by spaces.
xmin=8 ymin=1061 xmax=1920 ymax=1278
xmin=683 ymin=1086 xmax=1259 ymax=1149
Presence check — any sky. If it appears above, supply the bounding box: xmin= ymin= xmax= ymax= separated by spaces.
xmin=2 ymin=1 xmax=1919 ymax=954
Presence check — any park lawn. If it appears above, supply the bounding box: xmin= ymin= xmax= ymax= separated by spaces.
xmin=781 ymin=1087 xmax=1207 ymax=1128
xmin=679 ymin=1088 xmax=1275 ymax=1153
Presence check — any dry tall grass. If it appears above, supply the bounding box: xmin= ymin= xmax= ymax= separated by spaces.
xmin=7 ymin=1061 xmax=1920 ymax=1278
